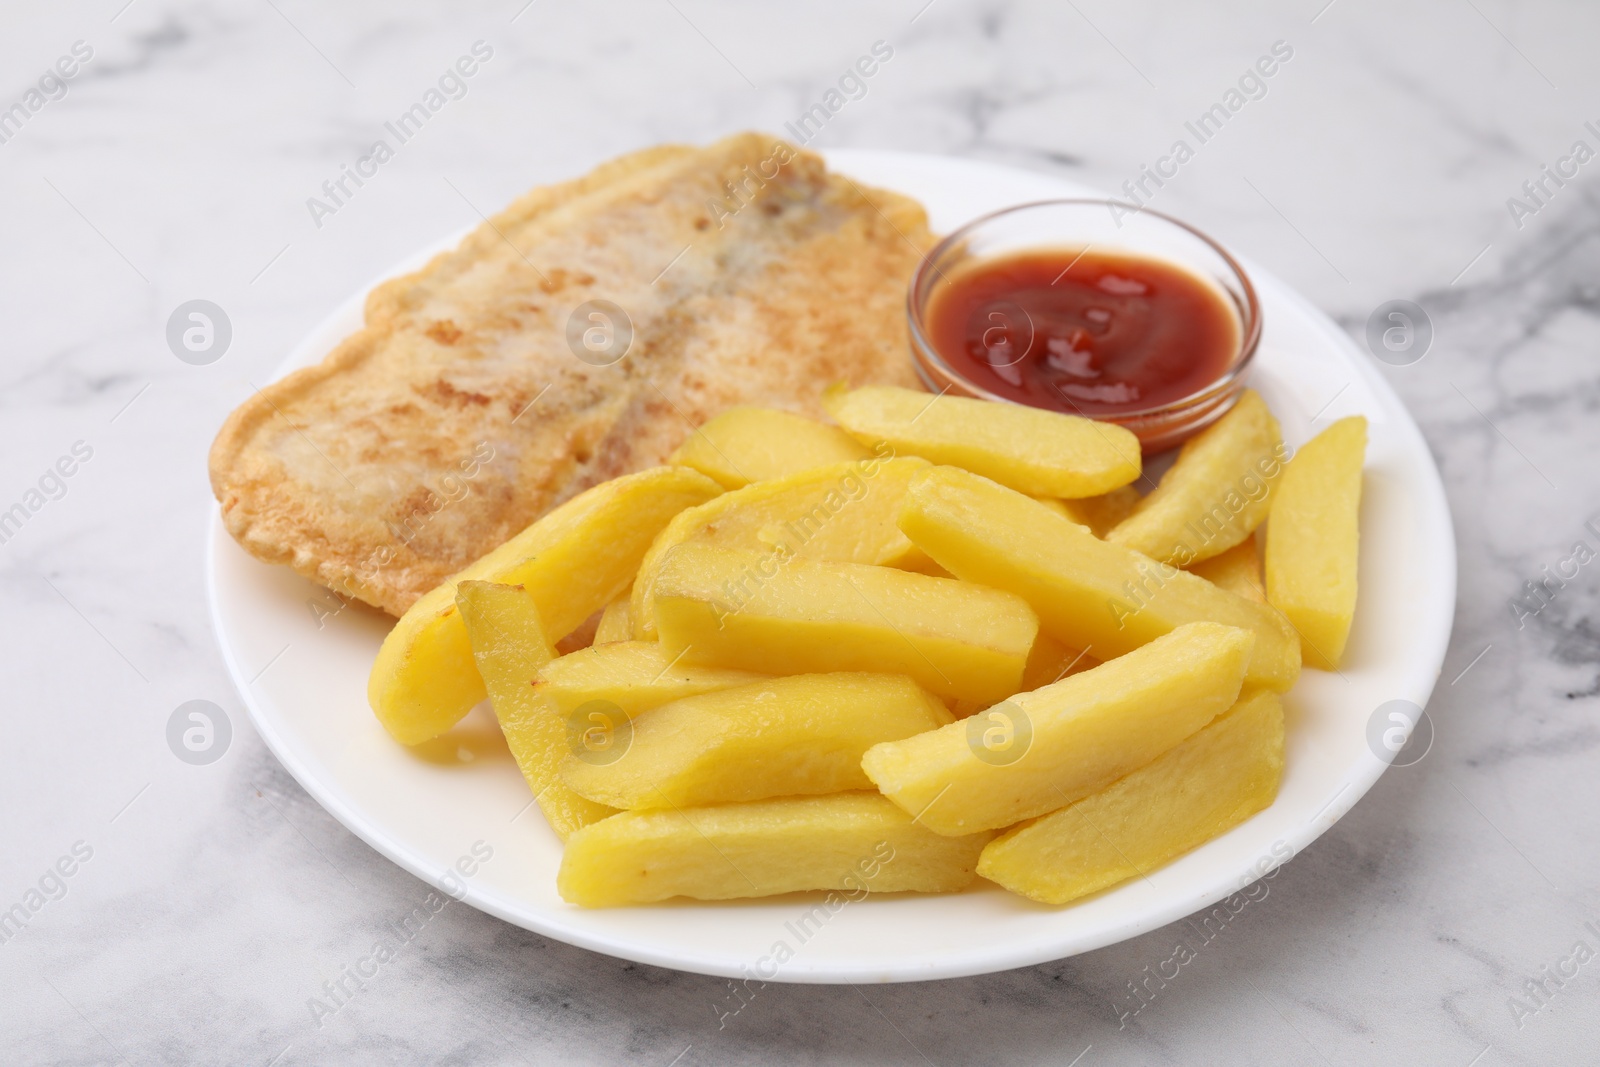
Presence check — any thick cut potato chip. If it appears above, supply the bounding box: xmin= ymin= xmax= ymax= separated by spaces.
xmin=561 ymin=673 xmax=951 ymax=809
xmin=1265 ymin=416 xmax=1367 ymax=670
xmin=978 ymin=687 xmax=1284 ymax=903
xmin=823 ymin=384 xmax=1140 ymax=498
xmin=1107 ymin=390 xmax=1285 ymax=566
xmin=533 ymin=641 xmax=767 ymax=723
xmin=631 ymin=457 xmax=931 ymax=638
xmin=557 ymin=793 xmax=992 ymax=906
xmin=652 ymin=544 xmax=1038 ymax=705
xmin=369 ymin=466 xmax=721 ymax=744
xmin=455 ymin=581 xmax=617 ymax=839
xmin=861 ymin=623 xmax=1253 ymax=835
xmin=668 ymin=406 xmax=871 ymax=489
xmin=594 ymin=593 xmax=634 ymax=645
xmin=1055 ymin=485 xmax=1143 ymax=538
xmin=1187 ymin=538 xmax=1266 ymax=603
xmin=897 ymin=465 xmax=1300 ymax=692
xmin=1021 ymin=631 xmax=1097 ymax=693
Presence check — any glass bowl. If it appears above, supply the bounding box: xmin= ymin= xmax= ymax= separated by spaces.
xmin=907 ymin=199 xmax=1262 ymax=453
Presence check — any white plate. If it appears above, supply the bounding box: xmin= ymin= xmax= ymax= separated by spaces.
xmin=208 ymin=150 xmax=1456 ymax=983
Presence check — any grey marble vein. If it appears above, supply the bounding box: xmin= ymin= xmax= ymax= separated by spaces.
xmin=2 ymin=0 xmax=1598 ymax=1064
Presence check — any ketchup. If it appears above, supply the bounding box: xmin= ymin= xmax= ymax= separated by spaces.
xmin=924 ymin=249 xmax=1240 ymax=416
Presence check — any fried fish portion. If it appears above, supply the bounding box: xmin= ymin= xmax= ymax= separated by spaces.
xmin=209 ymin=133 xmax=931 ymax=617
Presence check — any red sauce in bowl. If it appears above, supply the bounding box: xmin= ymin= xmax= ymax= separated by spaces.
xmin=923 ymin=249 xmax=1241 ymax=417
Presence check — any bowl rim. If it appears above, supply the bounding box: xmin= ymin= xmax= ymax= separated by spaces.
xmin=905 ymin=197 xmax=1264 ymax=426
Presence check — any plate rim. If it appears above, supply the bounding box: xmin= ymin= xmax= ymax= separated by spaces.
xmin=208 ymin=146 xmax=1458 ymax=983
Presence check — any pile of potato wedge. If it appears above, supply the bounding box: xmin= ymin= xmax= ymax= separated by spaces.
xmin=367 ymin=384 xmax=1367 ymax=908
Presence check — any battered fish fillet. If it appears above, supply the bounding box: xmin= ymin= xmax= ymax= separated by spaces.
xmin=209 ymin=133 xmax=932 ymax=617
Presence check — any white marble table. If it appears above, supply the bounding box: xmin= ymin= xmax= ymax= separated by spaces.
xmin=2 ymin=1 xmax=1596 ymax=1063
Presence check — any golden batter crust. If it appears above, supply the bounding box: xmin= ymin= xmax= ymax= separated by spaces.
xmin=209 ymin=134 xmax=931 ymax=615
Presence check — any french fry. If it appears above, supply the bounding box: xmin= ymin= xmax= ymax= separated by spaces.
xmin=1106 ymin=390 xmax=1285 ymax=565
xmin=1021 ymin=631 xmax=1097 ymax=693
xmin=1187 ymin=538 xmax=1266 ymax=603
xmin=533 ymin=641 xmax=767 ymax=722
xmin=897 ymin=465 xmax=1301 ymax=692
xmin=1265 ymin=416 xmax=1367 ymax=669
xmin=1055 ymin=485 xmax=1143 ymax=538
xmin=560 ymin=673 xmax=952 ymax=809
xmin=455 ymin=581 xmax=617 ymax=839
xmin=556 ymin=793 xmax=992 ymax=906
xmin=823 ymin=384 xmax=1141 ymax=498
xmin=368 ymin=466 xmax=721 ymax=745
xmin=652 ymin=544 xmax=1038 ymax=705
xmin=860 ymin=622 xmax=1254 ymax=835
xmin=977 ymin=687 xmax=1284 ymax=904
xmin=668 ymin=406 xmax=871 ymax=489
xmin=630 ymin=457 xmax=932 ymax=638
xmin=594 ymin=593 xmax=634 ymax=644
